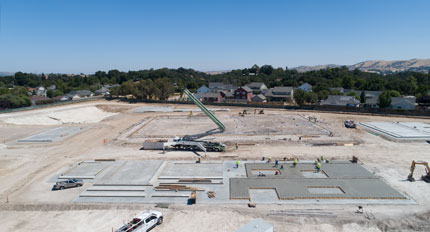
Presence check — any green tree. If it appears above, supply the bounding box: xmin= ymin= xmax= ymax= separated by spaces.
xmin=317 ymin=90 xmax=329 ymax=101
xmin=0 ymin=88 xmax=10 ymax=95
xmin=11 ymin=86 xmax=29 ymax=96
xmin=378 ymin=90 xmax=392 ymax=108
xmin=120 ymin=80 xmax=137 ymax=96
xmin=47 ymin=90 xmax=55 ymax=98
xmin=305 ymin=92 xmax=318 ymax=104
xmin=110 ymin=86 xmax=120 ymax=96
xmin=293 ymin=89 xmax=306 ymax=105
xmin=155 ymin=78 xmax=174 ymax=100
xmin=260 ymin=65 xmax=274 ymax=75
xmin=329 ymin=89 xmax=343 ymax=95
xmin=346 ymin=92 xmax=360 ymax=101
xmin=360 ymin=91 xmax=366 ymax=104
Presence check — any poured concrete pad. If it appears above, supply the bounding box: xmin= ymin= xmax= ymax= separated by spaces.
xmin=249 ymin=189 xmax=279 ymax=203
xmin=233 ymin=162 xmax=406 ymax=200
xmin=87 ymin=185 xmax=146 ymax=191
xmin=160 ymin=162 xmax=223 ymax=178
xmin=301 ymin=171 xmax=328 ymax=178
xmin=360 ymin=122 xmax=430 ymax=140
xmin=97 ymin=160 xmax=163 ymax=185
xmin=245 ymin=163 xmax=377 ymax=179
xmin=80 ymin=191 xmax=145 ymax=197
xmin=65 ymin=161 xmax=111 ymax=177
xmin=17 ymin=126 xmax=84 ymax=142
xmin=230 ymin=178 xmax=406 ymax=200
xmin=308 ymin=187 xmax=344 ymax=194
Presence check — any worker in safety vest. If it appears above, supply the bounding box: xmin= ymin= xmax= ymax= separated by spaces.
xmin=316 ymin=162 xmax=321 ymax=172
xmin=236 ymin=160 xmax=239 ymax=168
xmin=293 ymin=159 xmax=298 ymax=167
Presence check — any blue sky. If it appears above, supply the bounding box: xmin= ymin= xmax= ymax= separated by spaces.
xmin=0 ymin=0 xmax=429 ymax=73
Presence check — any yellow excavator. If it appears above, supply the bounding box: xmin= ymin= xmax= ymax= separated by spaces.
xmin=407 ymin=160 xmax=430 ymax=183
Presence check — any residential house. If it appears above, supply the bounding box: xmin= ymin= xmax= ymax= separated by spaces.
xmin=35 ymin=86 xmax=47 ymax=97
xmin=364 ymin=95 xmax=379 ymax=108
xmin=391 ymin=97 xmax=416 ymax=110
xmin=64 ymin=90 xmax=94 ymax=100
xmin=28 ymin=87 xmax=36 ymax=96
xmin=234 ymin=86 xmax=253 ymax=102
xmin=30 ymin=95 xmax=50 ymax=105
xmin=95 ymin=87 xmax=110 ymax=96
xmin=47 ymin=85 xmax=56 ymax=91
xmin=298 ymin=83 xmax=312 ymax=92
xmin=195 ymin=92 xmax=222 ymax=102
xmin=104 ymin=84 xmax=120 ymax=89
xmin=320 ymin=95 xmax=360 ymax=107
xmin=264 ymin=86 xmax=294 ymax=102
xmin=209 ymin=82 xmax=233 ymax=91
xmin=251 ymin=94 xmax=266 ymax=103
xmin=53 ymin=95 xmax=65 ymax=102
xmin=220 ymin=90 xmax=234 ymax=100
xmin=245 ymin=82 xmax=268 ymax=94
xmin=196 ymin=85 xmax=210 ymax=93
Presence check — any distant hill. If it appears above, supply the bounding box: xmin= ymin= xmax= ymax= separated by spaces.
xmin=0 ymin=72 xmax=13 ymax=77
xmin=292 ymin=59 xmax=430 ymax=74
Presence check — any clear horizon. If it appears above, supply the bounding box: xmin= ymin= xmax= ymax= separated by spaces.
xmin=0 ymin=0 xmax=429 ymax=74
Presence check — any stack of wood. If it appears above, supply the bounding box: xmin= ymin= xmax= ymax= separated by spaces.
xmin=155 ymin=184 xmax=201 ymax=191
xmin=178 ymin=178 xmax=212 ymax=183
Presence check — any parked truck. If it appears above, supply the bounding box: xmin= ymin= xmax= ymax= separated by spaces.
xmin=115 ymin=211 xmax=163 ymax=232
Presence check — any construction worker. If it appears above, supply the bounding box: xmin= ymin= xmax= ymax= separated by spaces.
xmin=275 ymin=160 xmax=279 ymax=167
xmin=236 ymin=160 xmax=239 ymax=168
xmin=316 ymin=162 xmax=321 ymax=172
xmin=315 ymin=160 xmax=318 ymax=165
xmin=235 ymin=143 xmax=238 ymax=150
xmin=268 ymin=157 xmax=272 ymax=163
xmin=293 ymin=158 xmax=298 ymax=167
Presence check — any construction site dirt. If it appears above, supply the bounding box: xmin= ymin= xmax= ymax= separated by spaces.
xmin=1 ymin=100 xmax=430 ymax=231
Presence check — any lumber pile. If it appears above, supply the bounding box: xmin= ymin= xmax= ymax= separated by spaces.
xmin=155 ymin=184 xmax=201 ymax=191
xmin=178 ymin=178 xmax=212 ymax=183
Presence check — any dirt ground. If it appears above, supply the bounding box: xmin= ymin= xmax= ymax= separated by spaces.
xmin=0 ymin=100 xmax=430 ymax=232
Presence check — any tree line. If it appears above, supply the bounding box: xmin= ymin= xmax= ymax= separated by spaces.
xmin=0 ymin=65 xmax=429 ymax=109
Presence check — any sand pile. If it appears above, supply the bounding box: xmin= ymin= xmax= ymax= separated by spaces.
xmin=0 ymin=105 xmax=118 ymax=125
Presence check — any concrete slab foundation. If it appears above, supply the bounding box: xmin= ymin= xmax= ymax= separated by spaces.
xmin=231 ymin=162 xmax=406 ymax=200
xmin=360 ymin=122 xmax=430 ymax=141
xmin=17 ymin=126 xmax=84 ymax=142
xmin=61 ymin=160 xmax=410 ymax=204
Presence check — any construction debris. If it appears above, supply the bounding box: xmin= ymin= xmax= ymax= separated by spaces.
xmin=207 ymin=191 xmax=216 ymax=198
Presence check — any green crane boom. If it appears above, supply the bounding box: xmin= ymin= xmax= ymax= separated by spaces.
xmin=184 ymin=89 xmax=226 ymax=131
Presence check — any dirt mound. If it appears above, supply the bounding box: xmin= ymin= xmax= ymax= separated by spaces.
xmin=96 ymin=104 xmax=133 ymax=113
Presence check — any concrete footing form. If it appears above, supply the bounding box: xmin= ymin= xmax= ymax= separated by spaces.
xmin=49 ymin=160 xmax=411 ymax=204
xmin=360 ymin=122 xmax=430 ymax=141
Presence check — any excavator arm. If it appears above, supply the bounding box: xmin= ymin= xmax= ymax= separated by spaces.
xmin=408 ymin=160 xmax=430 ymax=182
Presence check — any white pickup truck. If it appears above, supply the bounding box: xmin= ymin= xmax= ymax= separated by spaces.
xmin=115 ymin=211 xmax=163 ymax=232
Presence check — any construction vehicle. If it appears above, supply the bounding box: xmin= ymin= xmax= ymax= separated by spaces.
xmin=115 ymin=211 xmax=163 ymax=232
xmin=164 ymin=136 xmax=226 ymax=152
xmin=142 ymin=89 xmax=226 ymax=154
xmin=239 ymin=109 xmax=249 ymax=116
xmin=407 ymin=160 xmax=430 ymax=182
xmin=344 ymin=120 xmax=356 ymax=128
